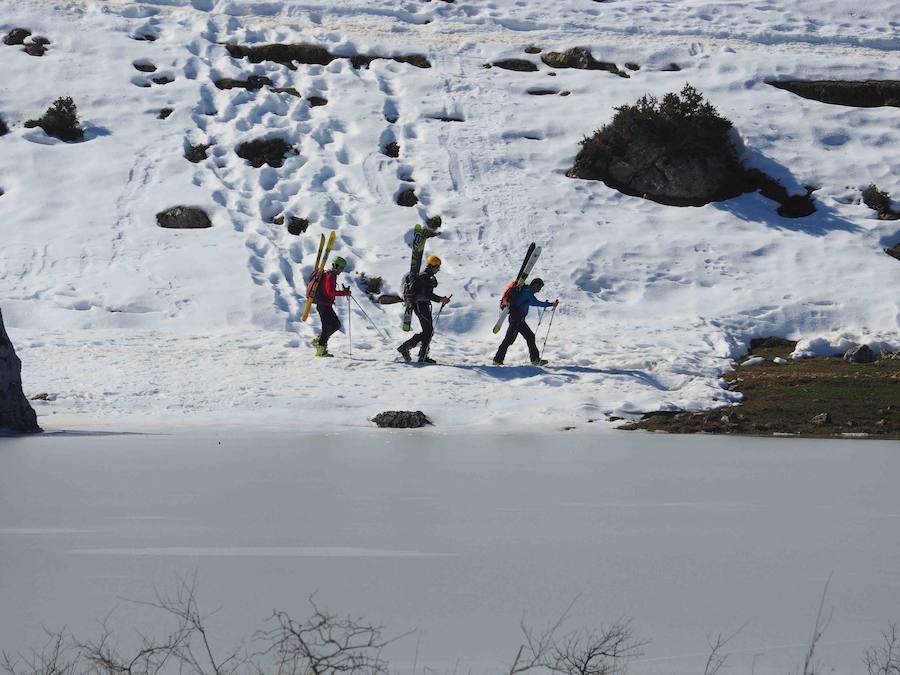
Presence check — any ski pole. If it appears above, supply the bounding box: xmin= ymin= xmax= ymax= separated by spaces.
xmin=537 ymin=307 xmax=546 ymax=329
xmin=425 ymin=295 xmax=451 ymax=359
xmin=540 ymin=304 xmax=557 ymax=360
xmin=347 ymin=292 xmax=352 ymax=356
xmin=350 ymin=295 xmax=389 ymax=343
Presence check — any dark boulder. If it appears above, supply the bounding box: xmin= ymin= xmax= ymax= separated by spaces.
xmin=3 ymin=28 xmax=31 ymax=45
xmin=185 ymin=143 xmax=210 ymax=163
xmin=235 ymin=137 xmax=294 ymax=168
xmin=371 ymin=410 xmax=432 ymax=428
xmin=489 ymin=59 xmax=539 ymax=72
xmin=766 ymin=79 xmax=900 ymax=108
xmin=541 ymin=48 xmax=628 ymax=78
xmin=0 ymin=308 xmax=41 ymax=433
xmin=214 ymin=75 xmax=273 ymax=90
xmin=843 ymin=344 xmax=877 ymax=364
xmin=23 ymin=42 xmax=47 ymax=57
xmin=308 ymin=96 xmax=328 ymax=107
xmin=156 ymin=206 xmax=212 ymax=229
xmin=286 ymin=216 xmax=309 ymax=235
xmin=396 ymin=188 xmax=418 ymax=207
xmin=0 ymin=116 xmax=8 ymax=136
xmin=383 ymin=141 xmax=400 ymax=158
xmin=270 ymin=87 xmax=301 ymax=97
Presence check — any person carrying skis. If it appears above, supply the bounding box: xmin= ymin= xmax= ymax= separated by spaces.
xmin=312 ymin=256 xmax=351 ymax=357
xmin=493 ymin=277 xmax=558 ymax=366
xmin=397 ymin=255 xmax=450 ymax=364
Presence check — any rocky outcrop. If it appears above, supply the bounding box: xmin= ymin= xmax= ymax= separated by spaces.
xmin=541 ymin=47 xmax=628 ymax=78
xmin=489 ymin=59 xmax=539 ymax=72
xmin=766 ymin=79 xmax=900 ymax=108
xmin=0 ymin=309 xmax=41 ymax=433
xmin=214 ymin=75 xmax=273 ymax=91
xmin=226 ymin=43 xmax=431 ymax=70
xmin=156 ymin=206 xmax=212 ymax=229
xmin=844 ymin=344 xmax=877 ymax=364
xmin=372 ymin=411 xmax=432 ymax=428
xmin=235 ymin=137 xmax=294 ymax=168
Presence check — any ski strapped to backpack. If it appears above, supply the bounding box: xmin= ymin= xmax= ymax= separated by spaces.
xmin=492 ymin=242 xmax=541 ymax=334
xmin=301 ymin=230 xmax=337 ymax=322
xmin=401 ymin=224 xmax=428 ymax=331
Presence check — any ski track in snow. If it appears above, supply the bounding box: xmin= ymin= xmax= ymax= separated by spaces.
xmin=1 ymin=0 xmax=899 ymax=431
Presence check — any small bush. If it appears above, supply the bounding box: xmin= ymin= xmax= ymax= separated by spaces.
xmin=863 ymin=184 xmax=896 ymax=217
xmin=576 ymin=84 xmax=733 ymax=176
xmin=26 ymin=96 xmax=83 ymax=141
xmin=358 ymin=273 xmax=383 ymax=295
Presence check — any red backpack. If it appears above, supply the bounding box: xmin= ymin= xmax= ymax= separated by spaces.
xmin=500 ymin=280 xmax=521 ymax=309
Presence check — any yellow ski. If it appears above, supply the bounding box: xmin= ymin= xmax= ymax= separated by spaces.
xmin=301 ymin=231 xmax=337 ymax=322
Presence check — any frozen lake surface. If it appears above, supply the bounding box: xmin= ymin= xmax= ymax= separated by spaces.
xmin=1 ymin=431 xmax=898 ymax=674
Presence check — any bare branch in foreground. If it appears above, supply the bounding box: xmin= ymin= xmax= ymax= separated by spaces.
xmin=508 ymin=598 xmax=644 ymax=675
xmin=865 ymin=623 xmax=900 ymax=675
xmin=800 ymin=577 xmax=834 ymax=675
xmin=257 ymin=597 xmax=401 ymax=675
xmin=2 ymin=629 xmax=81 ymax=675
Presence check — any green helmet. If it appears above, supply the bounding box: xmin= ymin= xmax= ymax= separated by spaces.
xmin=332 ymin=256 xmax=347 ymax=269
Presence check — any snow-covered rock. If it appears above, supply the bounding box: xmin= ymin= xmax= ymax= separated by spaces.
xmin=741 ymin=356 xmax=766 ymax=367
xmin=0 ymin=308 xmax=40 ymax=433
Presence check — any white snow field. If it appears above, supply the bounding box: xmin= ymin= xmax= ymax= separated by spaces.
xmin=1 ymin=0 xmax=899 ymax=430
xmin=2 ymin=432 xmax=900 ymax=675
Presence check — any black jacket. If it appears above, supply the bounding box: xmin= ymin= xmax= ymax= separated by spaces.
xmin=411 ymin=271 xmax=442 ymax=302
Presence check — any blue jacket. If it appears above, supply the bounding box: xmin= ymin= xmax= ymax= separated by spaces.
xmin=512 ymin=287 xmax=553 ymax=318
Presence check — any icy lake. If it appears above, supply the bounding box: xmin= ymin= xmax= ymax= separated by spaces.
xmin=1 ymin=431 xmax=898 ymax=675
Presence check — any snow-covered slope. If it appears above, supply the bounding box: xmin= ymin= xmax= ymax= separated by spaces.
xmin=1 ymin=0 xmax=898 ymax=431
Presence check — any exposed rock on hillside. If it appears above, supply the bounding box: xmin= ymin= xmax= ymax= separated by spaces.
xmin=235 ymin=137 xmax=294 ymax=168
xmin=226 ymin=43 xmax=430 ymax=70
xmin=541 ymin=47 xmax=628 ymax=78
xmin=489 ymin=59 xmax=539 ymax=72
xmin=844 ymin=344 xmax=877 ymax=364
xmin=3 ymin=28 xmax=31 ymax=45
xmin=0 ymin=309 xmax=40 ymax=433
xmin=767 ymin=79 xmax=900 ymax=107
xmin=214 ymin=75 xmax=273 ymax=91
xmin=862 ymin=184 xmax=900 ymax=220
xmin=156 ymin=206 xmax=212 ymax=229
xmin=372 ymin=411 xmax=431 ymax=428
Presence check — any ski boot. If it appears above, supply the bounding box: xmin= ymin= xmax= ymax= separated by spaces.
xmin=530 ymin=358 xmax=548 ymax=367
xmin=315 ymin=344 xmax=334 ymax=357
xmin=491 ymin=359 xmax=503 ymax=366
xmin=397 ymin=345 xmax=412 ymax=363
xmin=418 ymin=356 xmax=437 ymax=365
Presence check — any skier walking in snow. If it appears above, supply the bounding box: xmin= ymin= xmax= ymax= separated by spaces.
xmin=493 ymin=278 xmax=558 ymax=366
xmin=397 ymin=255 xmax=451 ymax=364
xmin=312 ymin=256 xmax=351 ymax=357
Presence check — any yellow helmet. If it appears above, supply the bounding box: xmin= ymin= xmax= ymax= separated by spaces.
xmin=425 ymin=255 xmax=442 ymax=268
